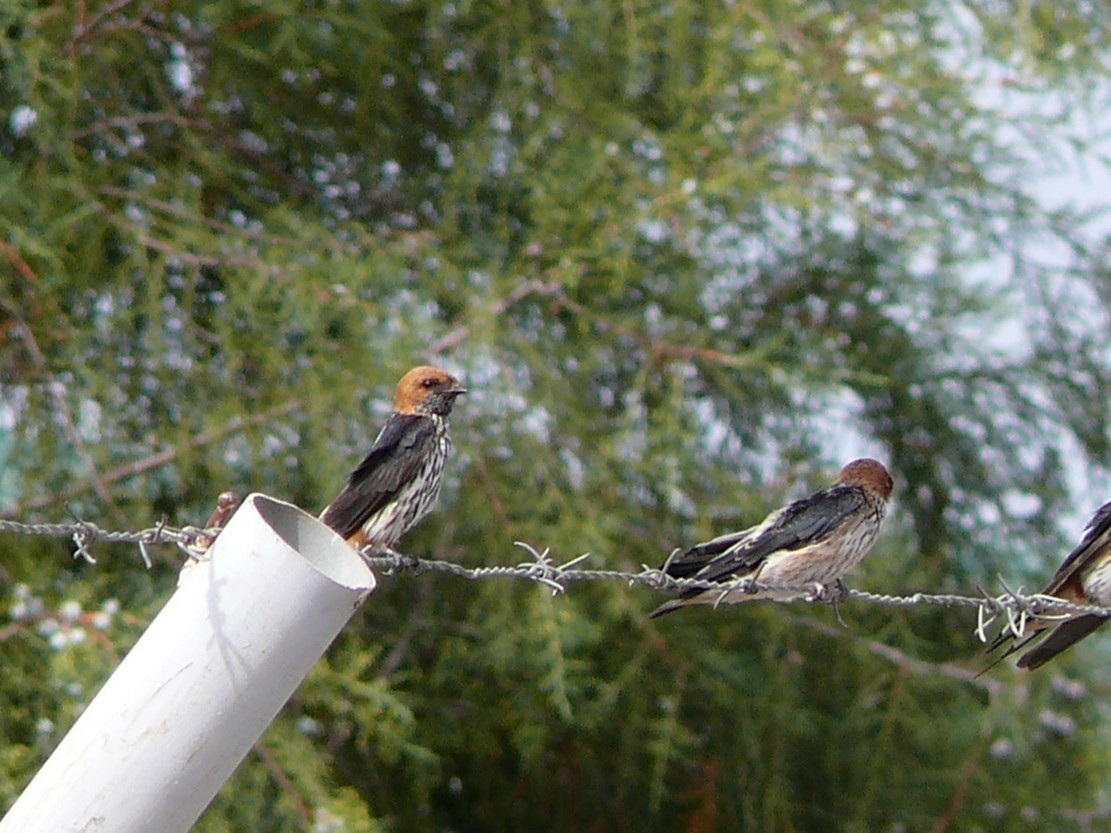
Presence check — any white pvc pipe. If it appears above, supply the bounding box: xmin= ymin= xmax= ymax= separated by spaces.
xmin=0 ymin=493 xmax=375 ymax=833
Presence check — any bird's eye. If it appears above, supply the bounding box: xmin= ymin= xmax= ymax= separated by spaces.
xmin=421 ymin=378 xmax=437 ymax=388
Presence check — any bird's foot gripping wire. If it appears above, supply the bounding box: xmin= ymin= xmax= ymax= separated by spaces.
xmin=804 ymin=579 xmax=850 ymax=627
xmin=366 ymin=547 xmax=423 ymax=575
xmin=804 ymin=579 xmax=849 ymax=604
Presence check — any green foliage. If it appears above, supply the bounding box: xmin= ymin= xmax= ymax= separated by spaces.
xmin=4 ymin=0 xmax=1111 ymax=830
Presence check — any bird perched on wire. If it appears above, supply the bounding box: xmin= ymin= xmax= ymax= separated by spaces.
xmin=649 ymin=458 xmax=893 ymax=618
xmin=986 ymin=501 xmax=1111 ymax=671
xmin=178 ymin=490 xmax=243 ymax=582
xmin=320 ymin=366 xmax=465 ymax=553
xmin=195 ymin=491 xmax=241 ymax=551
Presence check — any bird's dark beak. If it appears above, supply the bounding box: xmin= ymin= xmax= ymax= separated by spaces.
xmin=448 ymin=386 xmax=467 ymax=396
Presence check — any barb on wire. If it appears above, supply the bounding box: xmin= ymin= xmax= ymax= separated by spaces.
xmin=972 ymin=585 xmax=997 ymax=644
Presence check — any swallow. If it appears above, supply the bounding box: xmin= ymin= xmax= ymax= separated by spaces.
xmin=650 ymin=459 xmax=893 ymax=617
xmin=320 ymin=366 xmax=465 ymax=551
xmin=987 ymin=501 xmax=1111 ymax=671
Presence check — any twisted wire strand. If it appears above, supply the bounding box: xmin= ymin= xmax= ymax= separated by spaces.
xmin=362 ymin=543 xmax=1111 ymax=639
xmin=2 ymin=518 xmax=1109 ymax=640
xmin=0 ymin=517 xmax=212 ymax=568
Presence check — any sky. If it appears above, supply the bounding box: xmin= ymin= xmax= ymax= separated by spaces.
xmin=1003 ymin=82 xmax=1111 ymax=523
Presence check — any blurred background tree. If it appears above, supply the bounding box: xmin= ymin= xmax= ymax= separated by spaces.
xmin=4 ymin=1 xmax=1111 ymax=830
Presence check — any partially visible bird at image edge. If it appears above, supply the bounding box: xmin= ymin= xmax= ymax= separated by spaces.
xmin=650 ymin=458 xmax=894 ymax=618
xmin=320 ymin=366 xmax=465 ymax=552
xmin=986 ymin=500 xmax=1111 ymax=671
xmin=178 ymin=490 xmax=242 ymax=579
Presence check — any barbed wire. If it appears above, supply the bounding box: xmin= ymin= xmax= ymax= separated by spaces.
xmin=362 ymin=544 xmax=1111 ymax=643
xmin=2 ymin=516 xmax=1109 ymax=643
xmin=0 ymin=516 xmax=213 ymax=569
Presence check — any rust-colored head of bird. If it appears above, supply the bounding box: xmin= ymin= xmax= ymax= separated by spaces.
xmin=394 ymin=366 xmax=466 ymax=417
xmin=836 ymin=458 xmax=894 ymax=500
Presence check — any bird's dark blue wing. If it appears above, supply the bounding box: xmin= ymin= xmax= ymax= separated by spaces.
xmin=1016 ymin=615 xmax=1109 ymax=670
xmin=320 ymin=414 xmax=437 ymax=539
xmin=1043 ymin=501 xmax=1111 ymax=595
xmin=986 ymin=501 xmax=1111 ymax=657
xmin=664 ymin=529 xmax=752 ymax=579
xmin=667 ymin=485 xmax=866 ymax=586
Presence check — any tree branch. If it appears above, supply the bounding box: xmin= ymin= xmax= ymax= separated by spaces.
xmin=5 ymin=400 xmax=301 ymax=517
xmin=426 ymin=278 xmax=561 ymax=356
xmin=781 ymin=611 xmax=1004 ymax=696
